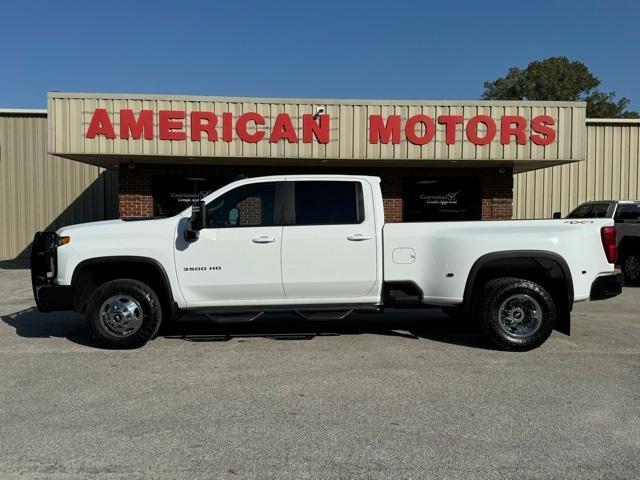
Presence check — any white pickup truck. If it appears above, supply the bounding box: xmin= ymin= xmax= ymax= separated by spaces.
xmin=31 ymin=175 xmax=622 ymax=351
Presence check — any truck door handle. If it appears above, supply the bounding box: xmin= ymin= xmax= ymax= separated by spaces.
xmin=252 ymin=236 xmax=276 ymax=244
xmin=347 ymin=234 xmax=371 ymax=241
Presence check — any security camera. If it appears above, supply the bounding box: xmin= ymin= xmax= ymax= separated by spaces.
xmin=128 ymin=162 xmax=135 ymax=170
xmin=313 ymin=106 xmax=325 ymax=119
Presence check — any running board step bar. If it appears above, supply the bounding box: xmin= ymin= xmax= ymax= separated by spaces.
xmin=204 ymin=312 xmax=264 ymax=324
xmin=189 ymin=304 xmax=381 ymax=316
xmin=296 ymin=309 xmax=354 ymax=321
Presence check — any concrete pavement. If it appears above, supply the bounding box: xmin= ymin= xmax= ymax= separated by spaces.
xmin=0 ymin=261 xmax=638 ymax=479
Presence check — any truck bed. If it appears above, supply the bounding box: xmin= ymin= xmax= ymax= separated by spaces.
xmin=383 ymin=219 xmax=614 ymax=305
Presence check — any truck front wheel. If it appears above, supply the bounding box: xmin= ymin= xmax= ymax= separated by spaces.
xmin=476 ymin=277 xmax=556 ymax=351
xmin=86 ymin=279 xmax=163 ymax=349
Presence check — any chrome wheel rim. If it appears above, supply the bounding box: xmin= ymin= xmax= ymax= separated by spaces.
xmin=498 ymin=294 xmax=542 ymax=338
xmin=99 ymin=295 xmax=144 ymax=337
xmin=625 ymin=256 xmax=640 ymax=280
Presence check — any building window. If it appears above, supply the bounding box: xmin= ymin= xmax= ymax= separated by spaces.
xmin=152 ymin=175 xmax=230 ymax=217
xmin=403 ymin=178 xmax=481 ymax=222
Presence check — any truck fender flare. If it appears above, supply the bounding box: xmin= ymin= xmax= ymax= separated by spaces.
xmin=71 ymin=255 xmax=176 ymax=308
xmin=462 ymin=250 xmax=574 ymax=312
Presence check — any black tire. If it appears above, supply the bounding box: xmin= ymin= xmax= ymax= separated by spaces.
xmin=86 ymin=279 xmax=163 ymax=349
xmin=476 ymin=277 xmax=556 ymax=351
xmin=621 ymin=252 xmax=640 ymax=285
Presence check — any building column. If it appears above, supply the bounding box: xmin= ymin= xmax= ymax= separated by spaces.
xmin=481 ymin=168 xmax=513 ymax=220
xmin=118 ymin=163 xmax=154 ymax=217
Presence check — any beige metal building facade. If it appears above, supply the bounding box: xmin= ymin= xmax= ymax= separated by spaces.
xmin=514 ymin=119 xmax=640 ymax=218
xmin=48 ymin=93 xmax=585 ymax=170
xmin=0 ymin=110 xmax=117 ymax=260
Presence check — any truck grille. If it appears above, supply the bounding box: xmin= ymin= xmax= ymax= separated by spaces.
xmin=30 ymin=231 xmax=58 ymax=290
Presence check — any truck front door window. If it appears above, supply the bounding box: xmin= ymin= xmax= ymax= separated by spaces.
xmin=206 ymin=182 xmax=277 ymax=228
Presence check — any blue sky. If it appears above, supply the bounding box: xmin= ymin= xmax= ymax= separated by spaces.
xmin=1 ymin=0 xmax=638 ymax=111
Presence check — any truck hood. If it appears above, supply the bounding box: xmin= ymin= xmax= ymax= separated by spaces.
xmin=56 ymin=217 xmax=178 ymax=239
xmin=52 ymin=216 xmax=182 ymax=288
xmin=57 ymin=219 xmax=124 ymax=235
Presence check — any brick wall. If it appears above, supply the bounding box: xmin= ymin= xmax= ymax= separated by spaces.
xmin=118 ymin=163 xmax=513 ymax=221
xmin=119 ymin=166 xmax=154 ymax=217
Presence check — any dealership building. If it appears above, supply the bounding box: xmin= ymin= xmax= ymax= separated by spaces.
xmin=1 ymin=92 xmax=639 ymax=260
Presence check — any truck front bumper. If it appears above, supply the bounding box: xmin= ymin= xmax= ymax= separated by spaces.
xmin=30 ymin=232 xmax=74 ymax=312
xmin=590 ymin=273 xmax=623 ymax=301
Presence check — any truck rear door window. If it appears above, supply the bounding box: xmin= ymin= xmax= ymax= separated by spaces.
xmin=293 ymin=181 xmax=364 ymax=225
xmin=567 ymin=203 xmax=610 ymax=218
xmin=591 ymin=203 xmax=610 ymax=218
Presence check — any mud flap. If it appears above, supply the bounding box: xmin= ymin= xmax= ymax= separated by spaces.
xmin=554 ymin=306 xmax=570 ymax=336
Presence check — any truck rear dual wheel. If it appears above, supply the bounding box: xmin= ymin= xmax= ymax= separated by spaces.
xmin=476 ymin=277 xmax=556 ymax=351
xmin=621 ymin=253 xmax=640 ymax=285
xmin=86 ymin=279 xmax=163 ymax=349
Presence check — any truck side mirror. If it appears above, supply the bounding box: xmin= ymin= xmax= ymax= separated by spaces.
xmin=552 ymin=211 xmax=561 ymax=219
xmin=185 ymin=200 xmax=206 ymax=241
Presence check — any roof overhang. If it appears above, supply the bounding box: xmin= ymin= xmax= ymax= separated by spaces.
xmin=55 ymin=153 xmax=577 ymax=174
xmin=0 ymin=108 xmax=47 ymax=115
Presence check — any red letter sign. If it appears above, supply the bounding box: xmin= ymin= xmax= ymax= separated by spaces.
xmin=236 ymin=112 xmax=265 ymax=143
xmin=530 ymin=115 xmax=556 ymax=145
xmin=269 ymin=113 xmax=298 ymax=143
xmin=222 ymin=112 xmax=233 ymax=142
xmin=466 ymin=115 xmax=497 ymax=145
xmin=405 ymin=115 xmax=435 ymax=145
xmin=369 ymin=115 xmax=401 ymax=144
xmin=86 ymin=108 xmax=116 ymax=139
xmin=159 ymin=111 xmax=186 ymax=141
xmin=500 ymin=116 xmax=527 ymax=145
xmin=302 ymin=114 xmax=330 ymax=143
xmin=120 ymin=109 xmax=153 ymax=140
xmin=437 ymin=115 xmax=464 ymax=145
xmin=191 ymin=112 xmax=218 ymax=141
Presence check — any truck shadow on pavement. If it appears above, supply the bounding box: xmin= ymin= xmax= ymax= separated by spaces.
xmin=2 ymin=307 xmax=489 ymax=350
xmin=1 ymin=307 xmax=96 ymax=347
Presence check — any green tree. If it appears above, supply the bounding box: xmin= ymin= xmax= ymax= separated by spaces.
xmin=482 ymin=57 xmax=639 ymax=118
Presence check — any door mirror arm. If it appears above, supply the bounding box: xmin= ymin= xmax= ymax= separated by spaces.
xmin=185 ymin=200 xmax=206 ymax=242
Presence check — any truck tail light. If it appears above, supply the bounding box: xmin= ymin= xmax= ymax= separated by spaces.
xmin=600 ymin=226 xmax=617 ymax=264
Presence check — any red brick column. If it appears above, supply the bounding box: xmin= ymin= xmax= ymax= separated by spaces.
xmin=379 ymin=173 xmax=403 ymax=223
xmin=480 ymin=168 xmax=513 ymax=220
xmin=119 ymin=163 xmax=154 ymax=217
